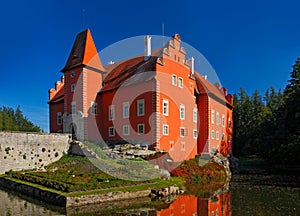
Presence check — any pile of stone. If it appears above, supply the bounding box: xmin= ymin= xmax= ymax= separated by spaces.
xmin=102 ymin=143 xmax=165 ymax=160
xmin=149 ymin=186 xmax=184 ymax=198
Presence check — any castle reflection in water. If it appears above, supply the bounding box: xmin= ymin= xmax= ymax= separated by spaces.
xmin=157 ymin=192 xmax=231 ymax=216
xmin=0 ymin=188 xmax=232 ymax=216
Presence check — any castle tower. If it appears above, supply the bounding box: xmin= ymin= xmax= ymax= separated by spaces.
xmin=60 ymin=29 xmax=106 ymax=140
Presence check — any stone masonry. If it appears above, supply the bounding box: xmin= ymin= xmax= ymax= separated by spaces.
xmin=0 ymin=132 xmax=70 ymax=174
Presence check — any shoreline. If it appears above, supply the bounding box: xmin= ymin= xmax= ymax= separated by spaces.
xmin=0 ymin=175 xmax=183 ymax=207
xmin=0 ymin=154 xmax=231 ymax=208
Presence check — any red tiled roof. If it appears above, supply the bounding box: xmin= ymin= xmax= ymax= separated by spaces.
xmin=101 ymin=56 xmax=157 ymax=92
xmin=61 ymin=29 xmax=105 ymax=72
xmin=195 ymin=73 xmax=230 ymax=104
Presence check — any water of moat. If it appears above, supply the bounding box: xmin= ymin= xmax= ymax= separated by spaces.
xmin=0 ymin=173 xmax=299 ymax=216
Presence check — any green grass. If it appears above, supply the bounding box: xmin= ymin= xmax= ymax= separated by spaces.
xmin=3 ymin=154 xmax=181 ymax=195
xmin=1 ymin=173 xmax=184 ymax=198
xmin=2 ymin=176 xmax=66 ymax=196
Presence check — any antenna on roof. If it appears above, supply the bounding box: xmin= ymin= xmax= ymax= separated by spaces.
xmin=82 ymin=9 xmax=86 ymax=30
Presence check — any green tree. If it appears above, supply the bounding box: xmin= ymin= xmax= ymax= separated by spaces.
xmin=285 ymin=57 xmax=300 ymax=97
xmin=0 ymin=105 xmax=40 ymax=132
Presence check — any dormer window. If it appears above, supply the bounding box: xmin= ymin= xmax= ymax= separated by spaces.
xmin=70 ymin=71 xmax=75 ymax=78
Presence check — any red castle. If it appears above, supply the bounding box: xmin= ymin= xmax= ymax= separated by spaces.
xmin=48 ymin=29 xmax=233 ymax=161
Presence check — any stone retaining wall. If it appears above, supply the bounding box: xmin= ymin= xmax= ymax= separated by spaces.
xmin=0 ymin=177 xmax=181 ymax=207
xmin=0 ymin=177 xmax=66 ymax=206
xmin=0 ymin=132 xmax=70 ymax=174
xmin=66 ymin=190 xmax=152 ymax=207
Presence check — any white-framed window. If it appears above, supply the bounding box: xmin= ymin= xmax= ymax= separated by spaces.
xmin=180 ymin=127 xmax=185 ymax=137
xmin=172 ymin=74 xmax=177 ymax=86
xmin=228 ymin=117 xmax=231 ymax=128
xmin=108 ymin=127 xmax=115 ymax=137
xmin=71 ymin=101 xmax=76 ymax=114
xmin=211 ymin=110 xmax=215 ymax=124
xmin=181 ymin=141 xmax=185 ymax=151
xmin=193 ymin=129 xmax=198 ymax=139
xmin=193 ymin=108 xmax=198 ymax=123
xmin=222 ymin=114 xmax=225 ymax=127
xmin=71 ymin=84 xmax=76 ymax=92
xmin=137 ymin=124 xmax=145 ymax=135
xmin=216 ymin=112 xmax=220 ymax=125
xmin=123 ymin=125 xmax=130 ymax=136
xmin=91 ymin=102 xmax=97 ymax=115
xmin=162 ymin=99 xmax=169 ymax=116
xmin=216 ymin=131 xmax=219 ymax=140
xmin=57 ymin=112 xmax=62 ymax=125
xmin=178 ymin=77 xmax=183 ymax=88
xmin=180 ymin=104 xmax=185 ymax=120
xmin=137 ymin=99 xmax=144 ymax=116
xmin=211 ymin=130 xmax=215 ymax=139
xmin=123 ymin=102 xmax=129 ymax=118
xmin=163 ymin=124 xmax=169 ymax=135
xmin=109 ymin=105 xmax=115 ymax=120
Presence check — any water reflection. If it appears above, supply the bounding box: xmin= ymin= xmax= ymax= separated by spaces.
xmin=1 ymin=177 xmax=299 ymax=215
xmin=0 ymin=185 xmax=231 ymax=216
xmin=157 ymin=192 xmax=231 ymax=216
xmin=0 ymin=188 xmax=64 ymax=215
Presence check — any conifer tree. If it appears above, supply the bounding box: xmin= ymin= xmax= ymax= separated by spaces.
xmin=0 ymin=105 xmax=40 ymax=132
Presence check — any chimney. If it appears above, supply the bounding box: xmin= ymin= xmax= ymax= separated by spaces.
xmin=190 ymin=57 xmax=195 ymax=75
xmin=144 ymin=35 xmax=152 ymax=60
xmin=204 ymin=75 xmax=207 ymax=80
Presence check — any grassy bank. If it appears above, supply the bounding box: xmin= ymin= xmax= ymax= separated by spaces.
xmin=3 ymin=155 xmax=184 ymax=196
xmin=1 ymin=153 xmax=230 ymax=203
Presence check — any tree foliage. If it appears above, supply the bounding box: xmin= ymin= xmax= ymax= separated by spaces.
xmin=233 ymin=58 xmax=300 ymax=165
xmin=0 ymin=105 xmax=40 ymax=132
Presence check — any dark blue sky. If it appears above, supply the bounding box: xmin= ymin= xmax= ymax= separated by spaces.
xmin=0 ymin=0 xmax=299 ymax=131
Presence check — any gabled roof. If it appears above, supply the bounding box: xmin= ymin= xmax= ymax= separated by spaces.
xmin=101 ymin=56 xmax=157 ymax=92
xmin=195 ymin=73 xmax=231 ymax=104
xmin=61 ymin=29 xmax=105 ymax=72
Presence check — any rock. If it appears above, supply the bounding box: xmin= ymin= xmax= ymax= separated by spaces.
xmin=160 ymin=169 xmax=171 ymax=180
xmin=209 ymin=147 xmax=218 ymax=157
xmin=149 ymin=186 xmax=180 ymax=198
xmin=211 ymin=154 xmax=232 ymax=180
